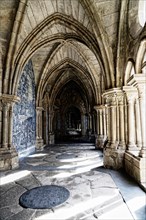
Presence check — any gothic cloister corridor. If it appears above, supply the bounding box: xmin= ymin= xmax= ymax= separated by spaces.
xmin=0 ymin=0 xmax=146 ymax=219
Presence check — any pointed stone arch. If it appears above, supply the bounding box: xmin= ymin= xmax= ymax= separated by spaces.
xmin=124 ymin=60 xmax=136 ymax=85
xmin=136 ymin=39 xmax=146 ymax=74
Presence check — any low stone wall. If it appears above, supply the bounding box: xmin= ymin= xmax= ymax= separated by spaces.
xmin=124 ymin=152 xmax=146 ymax=186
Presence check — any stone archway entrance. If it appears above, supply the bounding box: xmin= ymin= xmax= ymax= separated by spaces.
xmin=53 ymin=80 xmax=92 ymax=143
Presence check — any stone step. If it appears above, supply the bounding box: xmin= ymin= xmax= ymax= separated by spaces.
xmin=77 ymin=193 xmax=124 ymax=220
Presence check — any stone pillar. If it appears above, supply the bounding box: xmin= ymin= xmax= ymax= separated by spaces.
xmin=2 ymin=102 xmax=9 ymax=148
xmin=110 ymin=97 xmax=117 ymax=146
xmin=138 ymin=85 xmax=146 ymax=157
xmin=81 ymin=113 xmax=86 ymax=136
xmin=0 ymin=94 xmax=19 ymax=170
xmin=117 ymin=94 xmax=126 ymax=149
xmin=135 ymin=98 xmax=142 ymax=149
xmin=87 ymin=113 xmax=92 ymax=140
xmin=92 ymin=113 xmax=96 ymax=135
xmin=104 ymin=94 xmax=117 ymax=147
xmin=8 ymin=104 xmax=14 ymax=148
xmin=123 ymin=87 xmax=137 ymax=152
xmin=124 ymin=73 xmax=146 ymax=185
xmin=102 ymin=89 xmax=126 ymax=169
xmin=125 ymin=74 xmax=146 ymax=157
xmin=99 ymin=109 xmax=103 ymax=135
xmin=36 ymin=107 xmax=44 ymax=150
xmin=103 ymin=107 xmax=107 ymax=137
xmin=94 ymin=105 xmax=107 ymax=149
xmin=89 ymin=113 xmax=92 ymax=131
xmin=43 ymin=104 xmax=48 ymax=145
xmin=48 ymin=110 xmax=55 ymax=145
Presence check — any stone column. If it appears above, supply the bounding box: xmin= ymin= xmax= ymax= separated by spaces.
xmin=124 ymin=74 xmax=146 ymax=185
xmin=0 ymin=94 xmax=19 ymax=170
xmin=94 ymin=108 xmax=99 ymax=135
xmin=103 ymin=89 xmax=126 ymax=169
xmin=94 ymin=105 xmax=106 ymax=148
xmin=106 ymin=103 xmax=111 ymax=143
xmin=123 ymin=87 xmax=137 ymax=151
xmin=2 ymin=102 xmax=9 ymax=148
xmin=135 ymin=98 xmax=142 ymax=149
xmin=117 ymin=94 xmax=126 ymax=148
xmin=126 ymin=74 xmax=146 ymax=157
xmin=138 ymin=85 xmax=146 ymax=157
xmin=48 ymin=110 xmax=55 ymax=145
xmin=104 ymin=94 xmax=117 ymax=147
xmin=103 ymin=107 xmax=107 ymax=136
xmin=36 ymin=107 xmax=44 ymax=150
xmin=43 ymin=103 xmax=48 ymax=145
xmin=89 ymin=113 xmax=92 ymax=131
xmin=92 ymin=113 xmax=96 ymax=135
xmin=110 ymin=96 xmax=117 ymax=147
xmin=8 ymin=104 xmax=14 ymax=148
xmin=99 ymin=108 xmax=103 ymax=135
xmin=81 ymin=113 xmax=86 ymax=136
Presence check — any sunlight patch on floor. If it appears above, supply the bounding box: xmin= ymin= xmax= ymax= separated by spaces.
xmin=0 ymin=170 xmax=31 ymax=185
xmin=35 ymin=191 xmax=119 ymax=220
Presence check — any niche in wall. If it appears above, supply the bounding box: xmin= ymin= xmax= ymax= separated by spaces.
xmin=13 ymin=60 xmax=36 ymax=158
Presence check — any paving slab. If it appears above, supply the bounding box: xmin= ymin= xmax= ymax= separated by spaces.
xmin=0 ymin=144 xmax=145 ymax=220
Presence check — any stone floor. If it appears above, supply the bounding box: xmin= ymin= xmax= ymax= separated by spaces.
xmin=0 ymin=143 xmax=145 ymax=220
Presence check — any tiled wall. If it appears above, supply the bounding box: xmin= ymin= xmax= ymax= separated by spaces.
xmin=13 ymin=60 xmax=36 ymax=158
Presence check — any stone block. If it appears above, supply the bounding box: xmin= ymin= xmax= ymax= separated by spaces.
xmin=103 ymin=147 xmax=125 ymax=169
xmin=125 ymin=152 xmax=146 ymax=184
xmin=0 ymin=148 xmax=19 ymax=170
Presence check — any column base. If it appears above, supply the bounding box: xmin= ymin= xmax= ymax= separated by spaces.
xmin=103 ymin=145 xmax=125 ymax=169
xmin=36 ymin=138 xmax=45 ymax=150
xmin=139 ymin=148 xmax=146 ymax=157
xmin=125 ymin=151 xmax=146 ymax=190
xmin=48 ymin=133 xmax=55 ymax=145
xmin=117 ymin=143 xmax=126 ymax=153
xmin=0 ymin=147 xmax=19 ymax=170
xmin=95 ymin=135 xmax=107 ymax=149
xmin=127 ymin=144 xmax=139 ymax=156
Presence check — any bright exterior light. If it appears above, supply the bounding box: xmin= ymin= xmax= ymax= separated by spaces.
xmin=138 ymin=0 xmax=146 ymax=27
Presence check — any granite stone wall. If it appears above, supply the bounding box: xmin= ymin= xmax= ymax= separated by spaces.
xmin=13 ymin=60 xmax=36 ymax=158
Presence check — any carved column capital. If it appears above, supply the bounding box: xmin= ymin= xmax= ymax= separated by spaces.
xmin=126 ymin=73 xmax=146 ymax=99
xmin=123 ymin=86 xmax=138 ymax=104
xmin=116 ymin=94 xmax=125 ymax=105
xmin=103 ymin=88 xmax=124 ymax=106
xmin=94 ymin=105 xmax=104 ymax=111
xmin=1 ymin=94 xmax=20 ymax=103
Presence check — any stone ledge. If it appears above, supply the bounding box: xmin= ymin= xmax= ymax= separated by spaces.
xmin=124 ymin=152 xmax=146 ymax=186
xmin=125 ymin=151 xmax=146 ymax=168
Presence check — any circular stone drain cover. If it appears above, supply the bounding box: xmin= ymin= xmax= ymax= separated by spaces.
xmin=19 ymin=185 xmax=70 ymax=209
xmin=56 ymin=153 xmax=78 ymax=160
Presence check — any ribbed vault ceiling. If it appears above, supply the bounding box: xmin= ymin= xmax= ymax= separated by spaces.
xmin=1 ymin=0 xmax=144 ymax=109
